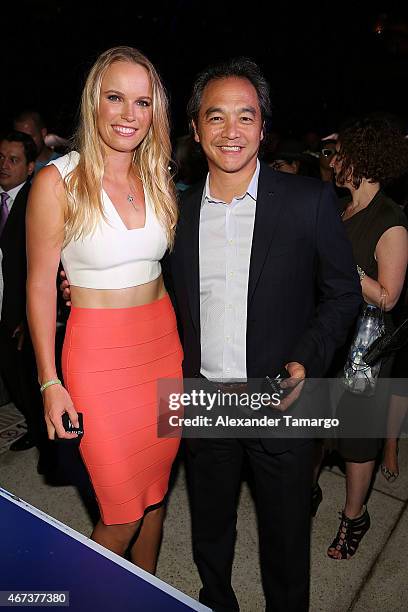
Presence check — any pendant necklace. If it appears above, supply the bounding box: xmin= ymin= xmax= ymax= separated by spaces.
xmin=127 ymin=187 xmax=138 ymax=211
xmin=127 ymin=191 xmax=139 ymax=212
xmin=127 ymin=173 xmax=142 ymax=209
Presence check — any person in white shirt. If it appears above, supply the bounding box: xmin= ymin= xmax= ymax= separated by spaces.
xmin=167 ymin=57 xmax=362 ymax=612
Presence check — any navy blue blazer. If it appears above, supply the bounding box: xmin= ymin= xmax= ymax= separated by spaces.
xmin=167 ymin=162 xmax=361 ymax=384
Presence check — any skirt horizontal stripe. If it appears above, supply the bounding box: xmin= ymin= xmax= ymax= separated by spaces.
xmin=67 ymin=331 xmax=178 ymax=372
xmin=68 ymin=375 xmax=181 ymax=410
xmin=62 ymin=294 xmax=183 ymax=525
xmin=66 ymin=352 xmax=181 ymax=396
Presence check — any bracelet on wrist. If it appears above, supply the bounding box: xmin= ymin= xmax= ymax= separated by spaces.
xmin=356 ymin=265 xmax=366 ymax=281
xmin=40 ymin=378 xmax=62 ymax=393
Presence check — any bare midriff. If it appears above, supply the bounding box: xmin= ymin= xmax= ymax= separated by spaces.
xmin=70 ymin=275 xmax=167 ymax=308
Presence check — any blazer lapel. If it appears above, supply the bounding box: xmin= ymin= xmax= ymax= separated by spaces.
xmin=248 ymin=164 xmax=287 ymax=305
xmin=179 ymin=181 xmax=205 ymax=337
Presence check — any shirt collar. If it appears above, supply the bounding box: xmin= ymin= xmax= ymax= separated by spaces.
xmin=204 ymin=159 xmax=260 ymax=205
xmin=0 ymin=181 xmax=26 ymax=203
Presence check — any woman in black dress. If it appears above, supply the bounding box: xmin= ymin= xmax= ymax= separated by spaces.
xmin=381 ymin=202 xmax=408 ymax=481
xmin=325 ymin=116 xmax=408 ymax=559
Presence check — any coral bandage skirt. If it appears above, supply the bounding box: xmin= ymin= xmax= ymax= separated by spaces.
xmin=62 ymin=294 xmax=183 ymax=525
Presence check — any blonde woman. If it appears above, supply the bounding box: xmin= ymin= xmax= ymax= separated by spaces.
xmin=26 ymin=47 xmax=183 ymax=572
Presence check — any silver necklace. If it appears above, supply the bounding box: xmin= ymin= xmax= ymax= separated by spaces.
xmin=127 ymin=191 xmax=140 ymax=213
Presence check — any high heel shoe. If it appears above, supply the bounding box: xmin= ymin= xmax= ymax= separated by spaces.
xmin=311 ymin=483 xmax=323 ymax=517
xmin=381 ymin=443 xmax=399 ymax=483
xmin=327 ymin=507 xmax=370 ymax=560
xmin=381 ymin=464 xmax=399 ymax=482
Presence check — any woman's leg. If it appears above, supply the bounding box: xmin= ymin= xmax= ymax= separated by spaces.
xmin=382 ymin=394 xmax=408 ymax=477
xmin=328 ymin=459 xmax=374 ymax=559
xmin=382 ymin=438 xmax=399 ymax=478
xmin=91 ymin=519 xmax=141 ymax=557
xmin=129 ymin=505 xmax=165 ymax=573
xmin=344 ymin=460 xmax=376 ymax=518
xmin=91 ymin=507 xmax=165 ymax=573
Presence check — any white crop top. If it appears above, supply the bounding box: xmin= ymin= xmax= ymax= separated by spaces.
xmin=50 ymin=152 xmax=168 ymax=289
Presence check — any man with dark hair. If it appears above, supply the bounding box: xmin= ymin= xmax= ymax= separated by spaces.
xmin=167 ymin=58 xmax=362 ymax=611
xmin=14 ymin=110 xmax=60 ymax=174
xmin=0 ymin=130 xmax=45 ymax=451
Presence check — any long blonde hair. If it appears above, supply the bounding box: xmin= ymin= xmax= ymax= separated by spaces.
xmin=64 ymin=46 xmax=177 ymax=248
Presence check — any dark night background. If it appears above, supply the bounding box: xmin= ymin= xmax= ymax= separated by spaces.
xmin=3 ymin=2 xmax=408 ymax=140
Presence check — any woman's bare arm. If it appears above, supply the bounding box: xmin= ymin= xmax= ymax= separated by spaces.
xmin=361 ymin=226 xmax=408 ymax=311
xmin=26 ymin=165 xmax=78 ymax=439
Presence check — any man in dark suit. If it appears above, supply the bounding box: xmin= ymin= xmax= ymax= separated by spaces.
xmin=0 ymin=130 xmax=44 ymax=451
xmin=167 ymin=59 xmax=362 ymax=611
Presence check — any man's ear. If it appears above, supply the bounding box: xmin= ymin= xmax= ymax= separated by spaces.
xmin=260 ymin=121 xmax=265 ymax=142
xmin=192 ymin=120 xmax=200 ymax=144
xmin=27 ymin=161 xmax=35 ymax=177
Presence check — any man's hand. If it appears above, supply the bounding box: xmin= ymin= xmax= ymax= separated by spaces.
xmin=12 ymin=322 xmax=25 ymax=351
xmin=275 ymin=361 xmax=306 ymax=412
xmin=59 ymin=269 xmax=71 ymax=306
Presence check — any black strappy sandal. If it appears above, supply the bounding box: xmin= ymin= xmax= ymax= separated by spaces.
xmin=327 ymin=507 xmax=370 ymax=560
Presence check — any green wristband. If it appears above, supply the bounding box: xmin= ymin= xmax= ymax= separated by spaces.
xmin=40 ymin=378 xmax=62 ymax=393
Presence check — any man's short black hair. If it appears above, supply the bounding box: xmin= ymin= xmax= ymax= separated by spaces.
xmin=187 ymin=57 xmax=272 ymax=126
xmin=2 ymin=130 xmax=38 ymax=164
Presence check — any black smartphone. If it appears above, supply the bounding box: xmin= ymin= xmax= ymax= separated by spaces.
xmin=263 ymin=368 xmax=293 ymax=399
xmin=62 ymin=412 xmax=84 ymax=436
